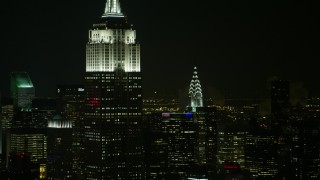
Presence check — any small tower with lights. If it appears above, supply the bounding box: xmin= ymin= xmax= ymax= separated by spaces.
xmin=188 ymin=67 xmax=203 ymax=112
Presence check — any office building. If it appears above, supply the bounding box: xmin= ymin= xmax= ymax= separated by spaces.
xmin=270 ymin=80 xmax=290 ymax=116
xmin=32 ymin=98 xmax=57 ymax=129
xmin=56 ymin=85 xmax=84 ymax=128
xmin=0 ymin=100 xmax=13 ymax=169
xmin=10 ymin=72 xmax=35 ymax=111
xmin=216 ymin=123 xmax=248 ymax=169
xmin=9 ymin=129 xmax=47 ymax=164
xmin=81 ymin=0 xmax=144 ymax=179
xmin=47 ymin=114 xmax=73 ymax=179
xmin=147 ymin=113 xmax=198 ymax=179
xmin=56 ymin=84 xmax=84 ymax=176
xmin=245 ymin=129 xmax=278 ymax=179
xmin=6 ymin=152 xmax=40 ymax=179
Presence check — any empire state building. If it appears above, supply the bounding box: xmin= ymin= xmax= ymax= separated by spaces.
xmin=81 ymin=0 xmax=144 ymax=179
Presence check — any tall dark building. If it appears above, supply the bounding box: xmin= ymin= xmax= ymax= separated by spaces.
xmin=56 ymin=84 xmax=84 ymax=177
xmin=81 ymin=1 xmax=144 ymax=179
xmin=245 ymin=129 xmax=279 ymax=179
xmin=270 ymin=80 xmax=290 ymax=116
xmin=6 ymin=152 xmax=41 ymax=179
xmin=56 ymin=85 xmax=84 ymax=128
xmin=0 ymin=98 xmax=13 ymax=168
xmin=47 ymin=114 xmax=73 ymax=179
xmin=149 ymin=113 xmax=198 ymax=179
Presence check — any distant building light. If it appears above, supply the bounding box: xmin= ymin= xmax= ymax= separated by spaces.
xmin=185 ymin=113 xmax=193 ymax=118
xmin=224 ymin=163 xmax=240 ymax=170
xmin=162 ymin=113 xmax=170 ymax=118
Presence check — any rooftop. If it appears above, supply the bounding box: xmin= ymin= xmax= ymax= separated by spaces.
xmin=11 ymin=72 xmax=34 ymax=88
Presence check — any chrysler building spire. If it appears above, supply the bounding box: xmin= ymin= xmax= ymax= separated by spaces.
xmin=189 ymin=67 xmax=203 ymax=112
xmin=103 ymin=0 xmax=124 ymax=17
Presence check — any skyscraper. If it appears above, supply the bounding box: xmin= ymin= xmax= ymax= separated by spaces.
xmin=8 ymin=72 xmax=47 ymax=179
xmin=245 ymin=129 xmax=279 ymax=179
xmin=81 ymin=0 xmax=144 ymax=179
xmin=270 ymin=80 xmax=290 ymax=116
xmin=47 ymin=114 xmax=73 ymax=179
xmin=148 ymin=113 xmax=198 ymax=179
xmin=187 ymin=67 xmax=216 ymax=172
xmin=56 ymin=84 xmax=84 ymax=177
xmin=10 ymin=72 xmax=35 ymax=111
xmin=189 ymin=67 xmax=203 ymax=112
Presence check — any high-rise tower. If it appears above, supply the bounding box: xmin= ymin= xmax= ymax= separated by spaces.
xmin=10 ymin=72 xmax=35 ymax=111
xmin=81 ymin=0 xmax=144 ymax=179
xmin=270 ymin=80 xmax=290 ymax=116
xmin=189 ymin=67 xmax=203 ymax=112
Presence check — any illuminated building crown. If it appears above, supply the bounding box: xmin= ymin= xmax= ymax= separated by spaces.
xmin=102 ymin=0 xmax=124 ymax=17
xmin=86 ymin=0 xmax=140 ymax=73
xmin=189 ymin=67 xmax=203 ymax=111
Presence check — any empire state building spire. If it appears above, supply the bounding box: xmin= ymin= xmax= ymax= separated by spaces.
xmin=83 ymin=1 xmax=144 ymax=178
xmin=189 ymin=67 xmax=203 ymax=112
xmin=103 ymin=0 xmax=124 ymax=17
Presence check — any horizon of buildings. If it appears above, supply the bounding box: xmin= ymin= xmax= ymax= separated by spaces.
xmin=0 ymin=0 xmax=319 ymax=179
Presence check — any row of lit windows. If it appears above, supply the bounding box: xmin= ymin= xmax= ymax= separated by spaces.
xmin=86 ymin=75 xmax=139 ymax=79
xmin=85 ymin=107 xmax=136 ymax=110
xmin=128 ymin=86 xmax=141 ymax=88
xmin=85 ymin=112 xmax=141 ymax=116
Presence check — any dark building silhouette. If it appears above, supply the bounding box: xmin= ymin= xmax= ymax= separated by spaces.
xmin=216 ymin=122 xmax=248 ymax=171
xmin=6 ymin=152 xmax=40 ymax=179
xmin=56 ymin=84 xmax=84 ymax=177
xmin=146 ymin=111 xmax=217 ymax=179
xmin=270 ymin=80 xmax=290 ymax=116
xmin=0 ymin=97 xmax=13 ymax=169
xmin=47 ymin=114 xmax=73 ymax=179
xmin=245 ymin=128 xmax=279 ymax=179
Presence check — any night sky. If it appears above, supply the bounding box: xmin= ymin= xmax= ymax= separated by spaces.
xmin=1 ymin=0 xmax=319 ymax=99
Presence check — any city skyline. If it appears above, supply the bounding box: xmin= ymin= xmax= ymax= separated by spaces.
xmin=1 ymin=1 xmax=319 ymax=179
xmin=1 ymin=0 xmax=319 ymax=98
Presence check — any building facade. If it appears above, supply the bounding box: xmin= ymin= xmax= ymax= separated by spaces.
xmin=189 ymin=67 xmax=203 ymax=112
xmin=10 ymin=72 xmax=35 ymax=111
xmin=47 ymin=114 xmax=73 ymax=179
xmin=56 ymin=84 xmax=84 ymax=177
xmin=81 ymin=0 xmax=144 ymax=179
